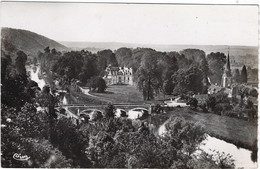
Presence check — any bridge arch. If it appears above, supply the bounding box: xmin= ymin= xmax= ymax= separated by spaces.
xmin=80 ymin=109 xmax=104 ymax=115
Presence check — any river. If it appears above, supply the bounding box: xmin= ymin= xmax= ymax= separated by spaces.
xmin=26 ymin=65 xmax=46 ymax=89
xmin=157 ymin=121 xmax=257 ymax=168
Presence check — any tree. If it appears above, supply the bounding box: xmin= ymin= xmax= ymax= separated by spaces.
xmin=187 ymin=97 xmax=198 ymax=109
xmin=199 ymin=58 xmax=210 ymax=78
xmin=36 ymin=85 xmax=59 ymax=142
xmin=136 ymin=52 xmax=162 ymax=100
xmin=164 ymin=117 xmax=206 ymax=156
xmin=158 ymin=52 xmax=179 ymax=80
xmin=51 ymin=118 xmax=90 ymax=167
xmin=206 ymin=95 xmax=216 ymax=111
xmin=79 ymin=57 xmax=98 ymax=84
xmin=249 ymin=88 xmax=258 ymax=97
xmin=104 ymin=103 xmax=116 ymax=118
xmin=207 ymin=52 xmax=226 ymax=85
xmin=232 ymin=69 xmax=241 ymax=83
xmin=15 ymin=51 xmax=27 ymax=75
xmin=89 ymin=76 xmax=107 ymax=93
xmin=171 ymin=65 xmax=204 ymax=95
xmin=115 ymin=47 xmax=133 ymax=67
xmin=163 ymin=79 xmax=174 ymax=95
xmin=44 ymin=46 xmax=50 ymax=53
xmin=180 ymin=49 xmax=206 ymax=64
xmin=1 ymin=53 xmax=12 ymax=83
xmin=52 ymin=51 xmax=84 ymax=83
xmin=51 ymin=48 xmax=57 ymax=55
xmin=241 ymin=65 xmax=248 ymax=83
xmin=97 ymin=50 xmax=118 ymax=75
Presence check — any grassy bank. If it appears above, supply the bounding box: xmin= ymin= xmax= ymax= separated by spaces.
xmin=167 ymin=107 xmax=257 ymax=150
xmin=68 ymin=86 xmax=109 ymax=105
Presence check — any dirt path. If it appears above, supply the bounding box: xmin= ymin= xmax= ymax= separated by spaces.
xmin=79 ymin=87 xmax=97 ymax=97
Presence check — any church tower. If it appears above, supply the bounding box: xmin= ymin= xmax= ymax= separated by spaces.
xmin=221 ymin=48 xmax=232 ymax=88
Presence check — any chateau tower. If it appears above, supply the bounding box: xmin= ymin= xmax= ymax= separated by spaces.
xmin=221 ymin=48 xmax=232 ymax=88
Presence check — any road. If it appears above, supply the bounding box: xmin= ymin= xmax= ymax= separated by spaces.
xmin=79 ymin=87 xmax=97 ymax=97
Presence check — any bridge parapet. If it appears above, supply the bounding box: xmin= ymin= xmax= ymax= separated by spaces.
xmin=60 ymin=103 xmax=152 ymax=115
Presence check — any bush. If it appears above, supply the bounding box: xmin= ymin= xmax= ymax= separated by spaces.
xmin=153 ymin=104 xmax=164 ymax=114
xmin=92 ymin=111 xmax=103 ymax=121
xmin=104 ymin=103 xmax=116 ymax=118
xmin=213 ymin=103 xmax=232 ymax=115
xmin=187 ymin=98 xmax=198 ymax=108
xmin=222 ymin=110 xmax=238 ymax=118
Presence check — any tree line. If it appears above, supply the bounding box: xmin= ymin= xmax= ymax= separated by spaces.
xmin=36 ymin=46 xmax=251 ymax=101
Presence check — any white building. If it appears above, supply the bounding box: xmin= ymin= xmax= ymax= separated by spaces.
xmin=103 ymin=65 xmax=133 ymax=85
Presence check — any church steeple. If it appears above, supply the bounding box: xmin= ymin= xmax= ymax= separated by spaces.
xmin=221 ymin=47 xmax=232 ymax=88
xmin=225 ymin=47 xmax=231 ymax=76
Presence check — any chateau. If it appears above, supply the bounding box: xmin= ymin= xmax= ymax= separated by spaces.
xmin=103 ymin=65 xmax=134 ymax=85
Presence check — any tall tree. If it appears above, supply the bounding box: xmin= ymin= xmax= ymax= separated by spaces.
xmin=79 ymin=57 xmax=98 ymax=84
xmin=36 ymin=85 xmax=58 ymax=142
xmin=232 ymin=69 xmax=241 ymax=83
xmin=15 ymin=51 xmax=27 ymax=75
xmin=180 ymin=48 xmax=206 ymax=64
xmin=52 ymin=51 xmax=84 ymax=83
xmin=97 ymin=50 xmax=118 ymax=75
xmin=207 ymin=52 xmax=226 ymax=85
xmin=115 ymin=47 xmax=133 ymax=67
xmin=136 ymin=52 xmax=162 ymax=100
xmin=171 ymin=65 xmax=204 ymax=95
xmin=241 ymin=65 xmax=248 ymax=83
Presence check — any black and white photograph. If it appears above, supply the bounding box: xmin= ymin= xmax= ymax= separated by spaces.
xmin=0 ymin=1 xmax=259 ymax=168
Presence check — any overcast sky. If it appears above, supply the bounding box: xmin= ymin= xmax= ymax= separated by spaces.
xmin=1 ymin=2 xmax=258 ymax=46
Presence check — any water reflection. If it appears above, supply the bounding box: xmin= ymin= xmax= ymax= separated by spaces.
xmin=157 ymin=121 xmax=257 ymax=168
xmin=62 ymin=96 xmax=68 ymax=105
xmin=200 ymin=135 xmax=257 ymax=169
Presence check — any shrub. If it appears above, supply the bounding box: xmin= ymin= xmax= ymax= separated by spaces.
xmin=153 ymin=104 xmax=164 ymax=114
xmin=104 ymin=103 xmax=116 ymax=118
xmin=187 ymin=97 xmax=198 ymax=108
xmin=92 ymin=111 xmax=103 ymax=121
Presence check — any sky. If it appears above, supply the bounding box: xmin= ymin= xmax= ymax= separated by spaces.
xmin=1 ymin=2 xmax=259 ymax=46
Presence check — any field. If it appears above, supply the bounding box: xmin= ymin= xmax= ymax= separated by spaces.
xmin=89 ymin=85 xmax=171 ymax=104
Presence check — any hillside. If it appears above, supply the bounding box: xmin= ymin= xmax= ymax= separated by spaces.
xmin=1 ymin=27 xmax=69 ymax=58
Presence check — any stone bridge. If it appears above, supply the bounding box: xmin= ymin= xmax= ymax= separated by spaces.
xmin=56 ymin=104 xmax=151 ymax=124
xmin=62 ymin=103 xmax=151 ymax=114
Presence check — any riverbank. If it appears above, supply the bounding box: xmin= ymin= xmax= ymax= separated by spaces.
xmin=167 ymin=107 xmax=257 ymax=151
xmin=66 ymin=85 xmax=257 ymax=151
